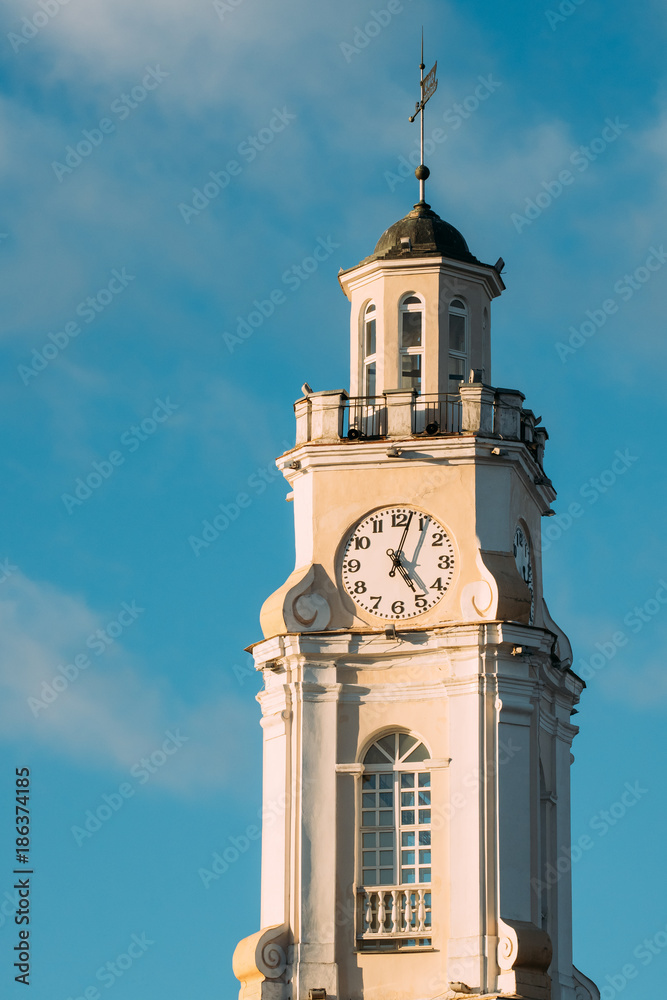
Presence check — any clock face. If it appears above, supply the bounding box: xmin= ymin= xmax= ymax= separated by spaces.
xmin=341 ymin=506 xmax=455 ymax=620
xmin=513 ymin=525 xmax=534 ymax=625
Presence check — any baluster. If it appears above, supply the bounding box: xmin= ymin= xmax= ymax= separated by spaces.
xmin=417 ymin=889 xmax=426 ymax=932
xmin=377 ymin=891 xmax=386 ymax=934
xmin=364 ymin=890 xmax=373 ymax=932
xmin=404 ymin=890 xmax=413 ymax=932
xmin=391 ymin=890 xmax=398 ymax=934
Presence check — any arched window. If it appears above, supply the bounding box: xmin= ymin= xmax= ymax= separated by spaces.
xmin=448 ymin=298 xmax=468 ymax=391
xmin=358 ymin=732 xmax=432 ymax=949
xmin=399 ymin=294 xmax=424 ymax=393
xmin=362 ymin=301 xmax=377 ymax=396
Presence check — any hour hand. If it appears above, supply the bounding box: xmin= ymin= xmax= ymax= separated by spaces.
xmin=387 ymin=549 xmax=415 ymax=591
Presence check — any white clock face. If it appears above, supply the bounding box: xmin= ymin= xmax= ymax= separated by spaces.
xmin=341 ymin=506 xmax=455 ymax=620
xmin=513 ymin=525 xmax=534 ymax=625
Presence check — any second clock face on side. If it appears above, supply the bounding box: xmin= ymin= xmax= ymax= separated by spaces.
xmin=513 ymin=525 xmax=535 ymax=625
xmin=341 ymin=506 xmax=455 ymax=620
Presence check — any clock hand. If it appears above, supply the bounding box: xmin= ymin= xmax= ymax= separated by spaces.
xmin=386 ymin=548 xmax=416 ymax=591
xmin=394 ymin=511 xmax=414 ymax=563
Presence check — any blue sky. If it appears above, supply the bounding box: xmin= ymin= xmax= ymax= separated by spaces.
xmin=1 ymin=1 xmax=666 ymax=997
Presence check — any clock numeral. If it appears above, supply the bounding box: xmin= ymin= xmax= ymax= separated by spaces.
xmin=354 ymin=536 xmax=371 ymax=550
xmin=431 ymin=532 xmax=444 ymax=546
xmin=372 ymin=519 xmax=384 ymax=533
xmin=418 ymin=516 xmax=429 ymax=530
xmin=391 ymin=600 xmax=405 ymax=615
xmin=438 ymin=554 xmax=453 ymax=570
xmin=345 ymin=559 xmax=361 ymax=573
xmin=414 ymin=592 xmax=427 ymax=609
xmin=369 ymin=596 xmax=382 ymax=611
xmin=353 ymin=580 xmax=367 ymax=594
xmin=391 ymin=512 xmax=409 ymax=527
xmin=430 ymin=578 xmax=444 ymax=591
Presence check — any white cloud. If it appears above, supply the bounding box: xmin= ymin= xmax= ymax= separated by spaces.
xmin=0 ymin=570 xmax=259 ymax=794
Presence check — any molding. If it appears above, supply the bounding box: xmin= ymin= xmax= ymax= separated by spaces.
xmin=335 ymin=763 xmax=364 ymax=775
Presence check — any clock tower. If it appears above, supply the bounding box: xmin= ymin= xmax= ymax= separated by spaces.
xmin=231 ymin=182 xmax=599 ymax=1000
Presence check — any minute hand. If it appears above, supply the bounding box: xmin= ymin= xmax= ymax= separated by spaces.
xmin=389 ymin=512 xmax=414 ymax=577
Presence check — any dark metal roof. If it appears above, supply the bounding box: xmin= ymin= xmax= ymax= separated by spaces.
xmin=361 ymin=201 xmax=481 ymax=266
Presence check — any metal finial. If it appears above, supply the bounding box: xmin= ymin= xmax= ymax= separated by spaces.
xmin=408 ymin=29 xmax=438 ymax=204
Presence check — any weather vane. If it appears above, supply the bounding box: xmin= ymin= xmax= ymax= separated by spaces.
xmin=408 ymin=29 xmax=438 ymax=204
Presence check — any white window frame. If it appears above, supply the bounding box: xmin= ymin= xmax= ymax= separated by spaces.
xmin=398 ymin=293 xmax=424 ymax=393
xmin=448 ymin=297 xmax=468 ymax=391
xmin=362 ymin=301 xmax=377 ymax=397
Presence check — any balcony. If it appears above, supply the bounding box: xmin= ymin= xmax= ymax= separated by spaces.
xmin=357 ymin=885 xmax=432 ymax=949
xmin=294 ymin=385 xmax=548 ymax=468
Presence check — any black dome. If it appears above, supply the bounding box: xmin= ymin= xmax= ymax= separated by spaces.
xmin=366 ymin=201 xmax=479 ymax=265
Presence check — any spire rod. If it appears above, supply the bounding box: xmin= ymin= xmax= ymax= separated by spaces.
xmin=408 ymin=29 xmax=438 ymax=204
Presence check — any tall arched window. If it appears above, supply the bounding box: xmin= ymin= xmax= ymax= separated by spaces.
xmin=448 ymin=298 xmax=468 ymax=391
xmin=362 ymin=302 xmax=377 ymax=396
xmin=399 ymin=294 xmax=424 ymax=393
xmin=358 ymin=732 xmax=432 ymax=949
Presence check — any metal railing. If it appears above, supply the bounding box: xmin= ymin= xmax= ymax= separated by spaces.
xmin=342 ymin=396 xmax=387 ymax=440
xmin=413 ymin=393 xmax=462 ymax=435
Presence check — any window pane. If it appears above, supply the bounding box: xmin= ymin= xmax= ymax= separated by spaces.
xmin=402 ymin=832 xmax=415 ymax=847
xmin=419 ymin=850 xmax=431 ymax=864
xmin=404 ymin=743 xmax=429 ymax=762
xmin=401 ymin=810 xmax=415 ymax=824
xmin=402 ymin=850 xmax=415 ymax=864
xmin=449 ymin=356 xmax=466 ymax=386
xmin=363 ymin=851 xmax=376 ymax=865
xmin=379 ymin=811 xmax=393 ymax=826
xmin=401 ymin=774 xmax=414 ymax=788
xmin=418 ymin=773 xmax=430 ymax=787
xmin=418 ymin=810 xmax=431 ymax=824
xmin=403 ymin=296 xmax=421 ymax=305
xmin=449 ymin=313 xmax=466 ymax=353
xmin=363 ymin=870 xmax=377 ymax=885
xmin=365 ymin=318 xmax=376 ymax=357
xmin=379 ymin=869 xmax=393 ymax=884
xmin=362 ymin=793 xmax=376 ymax=807
xmin=419 ymin=832 xmax=431 ymax=846
xmin=418 ymin=791 xmax=431 ymax=806
xmin=379 ymin=832 xmax=393 ymax=847
xmin=363 ymin=833 xmax=376 ymax=847
xmin=450 ymin=298 xmax=464 ymax=309
xmin=362 ymin=811 xmax=375 ymax=826
xmin=365 ymin=361 xmax=376 ymax=397
xmin=400 ymin=353 xmax=421 ymax=391
xmin=379 ymin=792 xmax=393 ymax=807
xmin=366 ymin=302 xmax=376 ymax=314
xmin=419 ymin=869 xmax=431 ymax=883
xmin=379 ymin=774 xmax=393 ymax=789
xmin=402 ymin=311 xmax=422 ymax=348
xmin=364 ymin=746 xmax=387 ymax=765
xmin=363 ymin=774 xmax=377 ymax=789
xmin=379 ymin=850 xmax=393 ymax=865
xmin=402 ymin=869 xmax=416 ymax=883
xmin=399 ymin=734 xmax=417 ymax=757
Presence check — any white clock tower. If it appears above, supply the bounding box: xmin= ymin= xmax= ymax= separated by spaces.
xmin=231 ymin=130 xmax=600 ymax=1000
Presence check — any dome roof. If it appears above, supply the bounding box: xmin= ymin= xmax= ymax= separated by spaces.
xmin=364 ymin=201 xmax=480 ymax=265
